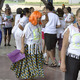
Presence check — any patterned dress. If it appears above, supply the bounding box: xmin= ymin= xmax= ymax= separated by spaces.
xmin=10 ymin=22 xmax=44 ymax=79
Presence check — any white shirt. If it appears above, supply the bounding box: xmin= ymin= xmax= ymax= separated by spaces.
xmin=64 ymin=24 xmax=80 ymax=56
xmin=19 ymin=16 xmax=29 ymax=28
xmin=44 ymin=12 xmax=61 ymax=34
xmin=23 ymin=22 xmax=42 ymax=44
xmin=15 ymin=14 xmax=20 ymax=26
xmin=64 ymin=13 xmax=73 ymax=27
xmin=57 ymin=19 xmax=66 ymax=38
xmin=3 ymin=14 xmax=13 ymax=28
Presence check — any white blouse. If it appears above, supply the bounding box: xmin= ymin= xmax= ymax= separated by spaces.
xmin=64 ymin=24 xmax=80 ymax=56
xmin=23 ymin=22 xmax=42 ymax=54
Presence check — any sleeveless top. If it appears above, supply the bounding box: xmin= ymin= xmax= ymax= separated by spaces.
xmin=64 ymin=24 xmax=80 ymax=56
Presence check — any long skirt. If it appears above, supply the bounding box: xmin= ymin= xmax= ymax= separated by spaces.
xmin=10 ymin=44 xmax=44 ymax=79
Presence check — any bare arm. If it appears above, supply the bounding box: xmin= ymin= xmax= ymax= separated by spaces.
xmin=56 ymin=25 xmax=61 ymax=28
xmin=19 ymin=24 xmax=24 ymax=31
xmin=42 ymin=13 xmax=49 ymax=28
xmin=60 ymin=29 xmax=69 ymax=72
xmin=20 ymin=35 xmax=25 ymax=54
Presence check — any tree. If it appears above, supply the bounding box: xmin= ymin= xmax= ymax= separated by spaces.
xmin=41 ymin=0 xmax=53 ymax=5
xmin=0 ymin=0 xmax=5 ymax=10
xmin=41 ymin=0 xmax=48 ymax=5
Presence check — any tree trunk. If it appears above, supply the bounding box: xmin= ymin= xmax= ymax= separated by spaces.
xmin=41 ymin=0 xmax=48 ymax=5
xmin=0 ymin=0 xmax=5 ymax=10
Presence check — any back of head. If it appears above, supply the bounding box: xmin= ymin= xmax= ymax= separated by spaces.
xmin=57 ymin=8 xmax=64 ymax=17
xmin=20 ymin=8 xmax=30 ymax=18
xmin=67 ymin=7 xmax=71 ymax=13
xmin=16 ymin=8 xmax=22 ymax=14
xmin=5 ymin=4 xmax=9 ymax=8
xmin=76 ymin=8 xmax=80 ymax=16
xmin=29 ymin=11 xmax=42 ymax=26
xmin=46 ymin=2 xmax=54 ymax=11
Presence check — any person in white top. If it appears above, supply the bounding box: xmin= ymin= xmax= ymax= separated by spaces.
xmin=41 ymin=7 xmax=47 ymax=59
xmin=43 ymin=2 xmax=61 ymax=67
xmin=15 ymin=8 xmax=22 ymax=26
xmin=60 ymin=8 xmax=80 ymax=80
xmin=15 ymin=8 xmax=30 ymax=50
xmin=63 ymin=7 xmax=74 ymax=27
xmin=56 ymin=8 xmax=66 ymax=67
xmin=2 ymin=7 xmax=14 ymax=46
xmin=11 ymin=11 xmax=44 ymax=79
xmin=0 ymin=10 xmax=2 ymax=46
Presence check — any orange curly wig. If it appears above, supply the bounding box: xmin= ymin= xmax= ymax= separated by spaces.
xmin=29 ymin=11 xmax=42 ymax=26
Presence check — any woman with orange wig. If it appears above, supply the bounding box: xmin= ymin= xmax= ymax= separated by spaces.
xmin=10 ymin=11 xmax=44 ymax=80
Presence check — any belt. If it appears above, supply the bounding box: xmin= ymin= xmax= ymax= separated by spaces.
xmin=67 ymin=53 xmax=80 ymax=60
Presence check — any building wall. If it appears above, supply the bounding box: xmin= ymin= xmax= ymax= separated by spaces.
xmin=69 ymin=0 xmax=80 ymax=4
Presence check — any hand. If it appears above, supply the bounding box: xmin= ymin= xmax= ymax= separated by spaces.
xmin=20 ymin=48 xmax=24 ymax=54
xmin=5 ymin=19 xmax=8 ymax=21
xmin=60 ymin=62 xmax=66 ymax=72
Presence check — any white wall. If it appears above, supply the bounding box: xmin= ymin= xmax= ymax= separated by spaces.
xmin=25 ymin=0 xmax=41 ymax=2
xmin=69 ymin=0 xmax=80 ymax=4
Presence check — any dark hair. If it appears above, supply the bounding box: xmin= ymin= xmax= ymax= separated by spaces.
xmin=56 ymin=8 xmax=64 ymax=17
xmin=30 ymin=7 xmax=34 ymax=10
xmin=76 ymin=8 xmax=80 ymax=16
xmin=5 ymin=7 xmax=11 ymax=15
xmin=16 ymin=8 xmax=22 ymax=14
xmin=20 ymin=8 xmax=30 ymax=18
xmin=67 ymin=7 xmax=71 ymax=13
xmin=46 ymin=2 xmax=54 ymax=11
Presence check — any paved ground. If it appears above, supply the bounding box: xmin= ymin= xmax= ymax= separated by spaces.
xmin=0 ymin=32 xmax=80 ymax=80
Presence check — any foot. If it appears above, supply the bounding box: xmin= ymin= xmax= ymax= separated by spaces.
xmin=44 ymin=61 xmax=48 ymax=65
xmin=49 ymin=63 xmax=57 ymax=67
xmin=7 ymin=43 xmax=11 ymax=46
xmin=4 ymin=44 xmax=6 ymax=46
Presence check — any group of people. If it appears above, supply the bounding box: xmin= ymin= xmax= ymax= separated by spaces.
xmin=0 ymin=2 xmax=80 ymax=80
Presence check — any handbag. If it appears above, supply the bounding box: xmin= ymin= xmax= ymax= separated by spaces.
xmin=7 ymin=49 xmax=25 ymax=63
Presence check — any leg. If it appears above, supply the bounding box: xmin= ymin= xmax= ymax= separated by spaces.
xmin=42 ymin=39 xmax=45 ymax=53
xmin=47 ymin=49 xmax=55 ymax=64
xmin=65 ymin=56 xmax=80 ymax=80
xmin=7 ymin=28 xmax=12 ymax=46
xmin=3 ymin=28 xmax=7 ymax=46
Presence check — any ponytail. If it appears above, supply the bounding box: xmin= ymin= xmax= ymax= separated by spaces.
xmin=20 ymin=8 xmax=30 ymax=18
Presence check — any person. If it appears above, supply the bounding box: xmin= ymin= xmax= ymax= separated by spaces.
xmin=14 ymin=8 xmax=22 ymax=26
xmin=62 ymin=4 xmax=65 ymax=11
xmin=10 ymin=11 xmax=44 ymax=80
xmin=0 ymin=10 xmax=2 ymax=46
xmin=2 ymin=7 xmax=14 ymax=46
xmin=30 ymin=7 xmax=34 ymax=14
xmin=14 ymin=8 xmax=30 ymax=50
xmin=43 ymin=2 xmax=61 ymax=67
xmin=60 ymin=8 xmax=80 ymax=80
xmin=63 ymin=7 xmax=74 ymax=27
xmin=56 ymin=8 xmax=66 ymax=67
xmin=41 ymin=7 xmax=47 ymax=59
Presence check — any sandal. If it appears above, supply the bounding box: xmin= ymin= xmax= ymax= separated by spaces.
xmin=49 ymin=63 xmax=57 ymax=67
xmin=44 ymin=61 xmax=48 ymax=65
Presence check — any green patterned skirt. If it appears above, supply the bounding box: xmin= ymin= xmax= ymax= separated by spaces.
xmin=10 ymin=44 xmax=44 ymax=79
